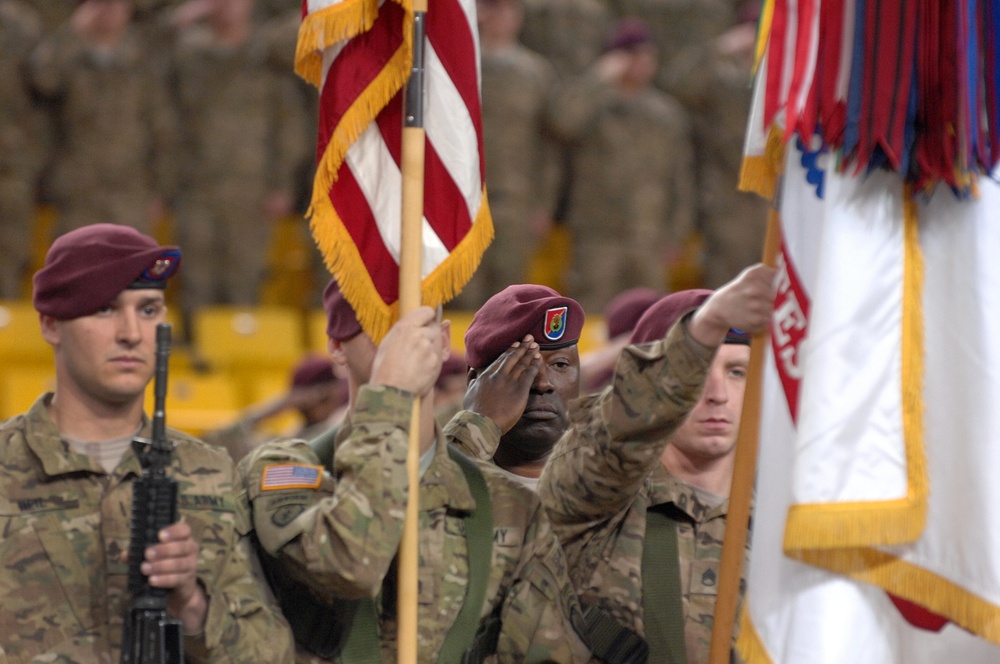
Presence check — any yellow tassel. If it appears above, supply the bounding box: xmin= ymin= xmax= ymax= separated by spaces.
xmin=736 ymin=606 xmax=775 ymax=664
xmin=783 ymin=185 xmax=927 ymax=551
xmin=793 ymin=547 xmax=1000 ymax=645
xmin=295 ymin=0 xmax=378 ymax=87
xmin=421 ymin=189 xmax=494 ymax=306
xmin=739 ymin=125 xmax=785 ymax=199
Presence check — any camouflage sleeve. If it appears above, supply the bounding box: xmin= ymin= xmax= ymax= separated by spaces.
xmin=442 ymin=409 xmax=502 ymax=462
xmin=492 ymin=481 xmax=592 ymax=664
xmin=239 ymin=386 xmax=413 ymax=600
xmin=539 ymin=319 xmax=715 ymax=530
xmin=172 ymin=440 xmax=295 ymax=664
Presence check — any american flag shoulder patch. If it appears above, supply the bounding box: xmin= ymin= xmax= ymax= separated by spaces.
xmin=260 ymin=464 xmax=323 ymax=491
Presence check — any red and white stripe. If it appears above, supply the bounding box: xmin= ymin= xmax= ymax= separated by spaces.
xmin=298 ymin=0 xmax=491 ymax=340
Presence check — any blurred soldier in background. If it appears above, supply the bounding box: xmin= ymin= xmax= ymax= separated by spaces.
xmin=29 ymin=0 xmax=176 ymax=234
xmin=551 ymin=18 xmax=696 ymax=312
xmin=171 ymin=0 xmax=307 ymax=317
xmin=0 ymin=0 xmax=44 ymax=298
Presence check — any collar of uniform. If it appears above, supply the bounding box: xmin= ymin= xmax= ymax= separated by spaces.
xmin=24 ymin=394 xmax=180 ymax=479
xmin=646 ymin=465 xmax=729 ymax=523
xmin=25 ymin=394 xmax=107 ymax=477
xmin=419 ymin=430 xmax=475 ymax=513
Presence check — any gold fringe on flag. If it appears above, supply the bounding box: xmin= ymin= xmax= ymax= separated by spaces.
xmin=783 ymin=188 xmax=927 ymax=550
xmin=295 ymin=0 xmax=379 ymax=87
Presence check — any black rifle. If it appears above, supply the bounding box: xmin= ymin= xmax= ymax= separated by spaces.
xmin=121 ymin=323 xmax=184 ymax=664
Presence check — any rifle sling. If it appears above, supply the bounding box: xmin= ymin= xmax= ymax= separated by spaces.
xmin=338 ymin=445 xmax=495 ymax=663
xmin=642 ymin=503 xmax=687 ymax=664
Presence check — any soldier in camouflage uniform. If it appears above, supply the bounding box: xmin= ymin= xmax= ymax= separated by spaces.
xmin=170 ymin=0 xmax=307 ymax=312
xmin=0 ymin=224 xmax=294 ymax=662
xmin=446 ymin=284 xmax=586 ymax=492
xmin=237 ymin=280 xmax=591 ymax=663
xmin=0 ymin=0 xmax=44 ymax=299
xmin=665 ymin=17 xmax=768 ymax=288
xmin=608 ymin=0 xmax=738 ymax=89
xmin=550 ymin=18 xmax=696 ymax=313
xmin=29 ymin=0 xmax=176 ymax=234
xmin=453 ymin=0 xmax=562 ymax=309
xmin=539 ymin=265 xmax=776 ymax=663
xmin=519 ymin=0 xmax=611 ymax=78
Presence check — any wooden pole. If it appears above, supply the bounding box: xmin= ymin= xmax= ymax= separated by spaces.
xmin=396 ymin=4 xmax=428 ymax=662
xmin=706 ymin=201 xmax=782 ymax=664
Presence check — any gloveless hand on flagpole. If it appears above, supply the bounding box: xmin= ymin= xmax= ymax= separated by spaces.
xmin=397 ymin=0 xmax=429 ymax=660
xmin=707 ymin=197 xmax=781 ymax=664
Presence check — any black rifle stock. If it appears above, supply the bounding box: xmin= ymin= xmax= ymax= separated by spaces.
xmin=121 ymin=323 xmax=183 ymax=664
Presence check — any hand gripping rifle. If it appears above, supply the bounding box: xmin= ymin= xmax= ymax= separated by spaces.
xmin=121 ymin=323 xmax=184 ymax=664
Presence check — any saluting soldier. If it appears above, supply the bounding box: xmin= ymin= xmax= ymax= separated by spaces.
xmin=540 ymin=265 xmax=776 ymax=664
xmin=0 ymin=223 xmax=294 ymax=662
xmin=237 ymin=280 xmax=592 ymax=663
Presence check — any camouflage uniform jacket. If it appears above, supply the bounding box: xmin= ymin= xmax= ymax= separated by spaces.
xmin=0 ymin=394 xmax=294 ymax=664
xmin=540 ymin=320 xmax=747 ymax=662
xmin=240 ymin=386 xmax=591 ymax=664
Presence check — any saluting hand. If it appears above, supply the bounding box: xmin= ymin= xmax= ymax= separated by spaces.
xmin=464 ymin=335 xmax=542 ymax=433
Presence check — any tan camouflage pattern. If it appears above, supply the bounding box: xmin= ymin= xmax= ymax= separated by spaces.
xmin=608 ymin=0 xmax=737 ymax=75
xmin=454 ymin=43 xmax=561 ymax=309
xmin=665 ymin=39 xmax=768 ymax=288
xmin=29 ymin=23 xmax=176 ymax=233
xmin=645 ymin=466 xmax=749 ymax=663
xmin=170 ymin=24 xmax=309 ymax=308
xmin=540 ymin=320 xmax=747 ymax=662
xmin=239 ymin=386 xmax=591 ymax=664
xmin=549 ymin=77 xmax=697 ymax=312
xmin=0 ymin=0 xmax=44 ymax=298
xmin=442 ymin=409 xmax=502 ymax=463
xmin=0 ymin=394 xmax=295 ymax=664
xmin=520 ymin=0 xmax=612 ymax=77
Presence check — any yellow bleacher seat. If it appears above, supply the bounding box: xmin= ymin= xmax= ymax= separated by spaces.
xmin=242 ymin=369 xmax=304 ymax=437
xmin=192 ymin=305 xmax=306 ymax=374
xmin=443 ymin=309 xmax=476 ymax=355
xmin=0 ymin=300 xmax=53 ymax=368
xmin=578 ymin=314 xmax=606 ymax=356
xmin=147 ymin=370 xmax=241 ymax=437
xmin=0 ymin=367 xmax=56 ymax=420
xmin=307 ymin=308 xmax=329 ymax=355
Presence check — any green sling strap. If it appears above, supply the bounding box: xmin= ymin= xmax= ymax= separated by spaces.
xmin=642 ymin=504 xmax=687 ymax=664
xmin=337 ymin=445 xmax=495 ymax=663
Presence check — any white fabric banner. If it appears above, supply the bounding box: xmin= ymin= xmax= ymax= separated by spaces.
xmin=740 ymin=141 xmax=1000 ymax=662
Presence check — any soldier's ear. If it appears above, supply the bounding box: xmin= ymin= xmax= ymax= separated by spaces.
xmin=439 ymin=319 xmax=452 ymax=358
xmin=328 ymin=338 xmax=347 ymax=367
xmin=39 ymin=314 xmax=60 ymax=347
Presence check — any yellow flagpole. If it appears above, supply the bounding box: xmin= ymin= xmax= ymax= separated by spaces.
xmin=707 ymin=199 xmax=781 ymax=664
xmin=396 ymin=1 xmax=428 ymax=660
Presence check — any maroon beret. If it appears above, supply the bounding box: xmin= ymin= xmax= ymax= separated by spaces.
xmin=630 ymin=289 xmax=750 ymax=345
xmin=603 ymin=17 xmax=655 ymax=53
xmin=322 ymin=279 xmax=363 ymax=342
xmin=33 ymin=223 xmax=180 ymax=320
xmin=464 ymin=284 xmax=585 ymax=369
xmin=290 ymin=354 xmax=337 ymax=388
xmin=604 ymin=287 xmax=662 ymax=339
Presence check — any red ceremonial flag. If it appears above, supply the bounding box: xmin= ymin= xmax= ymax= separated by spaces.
xmin=296 ymin=0 xmax=493 ymax=342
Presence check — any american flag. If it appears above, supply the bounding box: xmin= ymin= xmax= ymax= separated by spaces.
xmin=296 ymin=0 xmax=493 ymax=343
xmin=260 ymin=464 xmax=323 ymax=491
